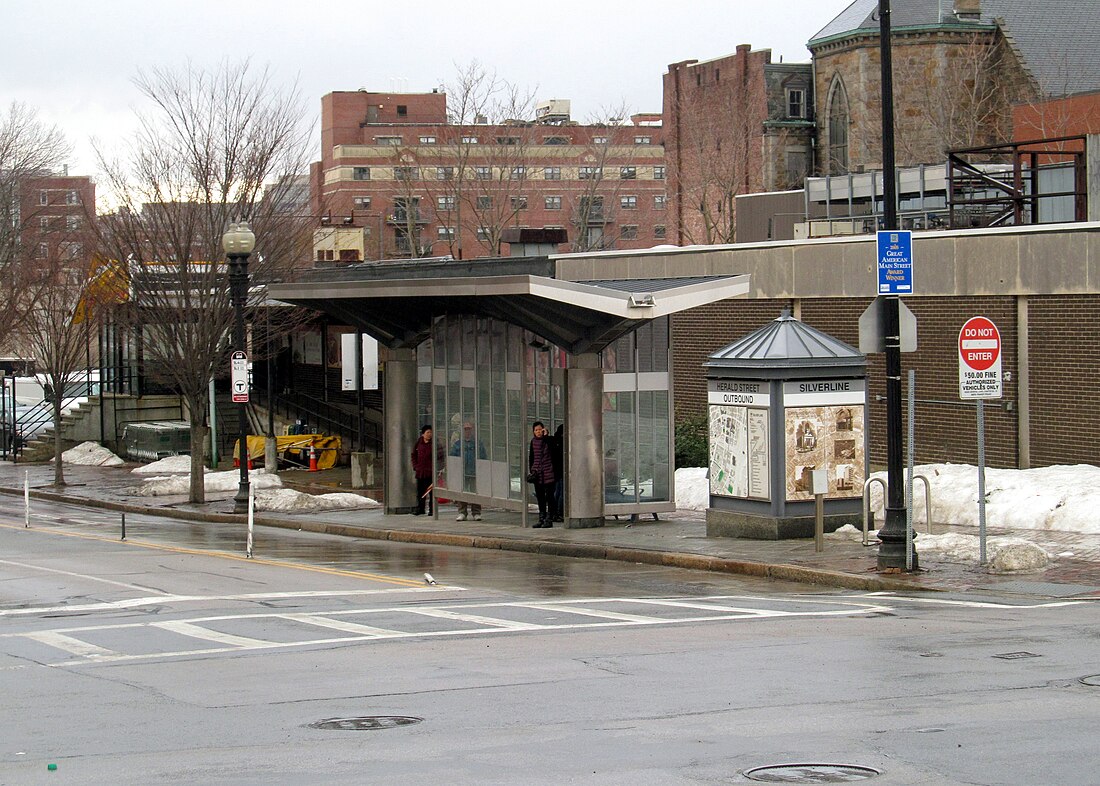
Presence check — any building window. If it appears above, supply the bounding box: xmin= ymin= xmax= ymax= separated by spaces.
xmin=66 ymin=191 xmax=80 ymax=205
xmin=545 ymin=196 xmax=562 ymax=210
xmin=39 ymin=191 xmax=47 ymax=206
xmin=827 ymin=77 xmax=850 ymax=175
xmin=66 ymin=215 xmax=81 ymax=231
xmin=593 ymin=136 xmax=608 ymax=145
xmin=787 ymin=88 xmax=806 ymax=119
xmin=510 ymin=165 xmax=526 ymax=180
xmin=476 ymin=227 xmax=490 ymax=241
xmin=620 ymin=166 xmax=637 ymax=180
xmin=437 ymin=196 xmax=456 ymax=211
xmin=376 ymin=136 xmax=402 ymax=145
xmin=620 ymin=195 xmax=637 ymax=210
xmin=496 ymin=136 xmax=521 ymax=145
xmin=654 ymin=194 xmax=667 ymax=209
xmin=397 ymin=105 xmax=408 ymax=117
xmin=438 ymin=226 xmax=455 ymax=240
xmin=634 ymin=136 xmax=651 ymax=145
xmin=511 ymin=196 xmax=528 ymax=210
xmin=419 ymin=136 xmax=437 ymax=144
xmin=462 ymin=136 xmax=479 ymax=144
xmin=394 ymin=166 xmax=418 ymax=181
xmin=339 ymin=249 xmax=360 ymax=262
xmin=543 ymin=136 xmax=569 ymax=145
xmin=477 ymin=195 xmax=492 ymax=209
xmin=544 ymin=166 xmax=561 ymax=180
xmin=36 ymin=243 xmax=48 ymax=259
xmin=654 ymin=225 xmax=667 ymax=240
xmin=353 ymin=167 xmax=371 ymax=181
xmin=353 ymin=196 xmax=372 ymax=209
xmin=39 ymin=216 xmax=51 ymax=231
xmin=653 ymin=166 xmax=666 ymax=180
xmin=621 ymin=225 xmax=638 ymax=240
xmin=579 ymin=166 xmax=601 ymax=180
xmin=475 ymin=166 xmax=492 ymax=180
xmin=436 ymin=166 xmax=454 ymax=181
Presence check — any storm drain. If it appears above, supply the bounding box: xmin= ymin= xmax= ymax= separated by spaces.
xmin=743 ymin=763 xmax=881 ymax=782
xmin=308 ymin=716 xmax=423 ymax=731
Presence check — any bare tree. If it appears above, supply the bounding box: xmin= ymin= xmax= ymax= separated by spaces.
xmin=421 ymin=62 xmax=538 ymax=258
xmin=12 ymin=240 xmax=100 ymax=485
xmin=94 ymin=60 xmax=313 ymax=503
xmin=0 ymin=103 xmax=72 ymax=348
xmin=568 ymin=106 xmax=633 ymax=252
xmin=672 ymin=72 xmax=766 ymax=245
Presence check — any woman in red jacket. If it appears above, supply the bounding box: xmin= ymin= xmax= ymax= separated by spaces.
xmin=411 ymin=425 xmax=434 ymax=515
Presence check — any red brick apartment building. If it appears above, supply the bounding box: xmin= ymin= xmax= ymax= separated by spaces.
xmin=18 ymin=173 xmax=96 ymax=273
xmin=310 ymin=91 xmax=667 ymax=262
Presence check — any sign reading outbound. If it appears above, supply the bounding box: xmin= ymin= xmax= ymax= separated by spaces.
xmin=958 ymin=316 xmax=1002 ymax=399
xmin=877 ymin=230 xmax=913 ymax=295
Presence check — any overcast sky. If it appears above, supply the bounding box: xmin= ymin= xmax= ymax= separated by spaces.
xmin=5 ymin=0 xmax=847 ymax=178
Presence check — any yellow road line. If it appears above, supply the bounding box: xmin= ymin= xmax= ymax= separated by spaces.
xmin=0 ymin=520 xmax=425 ymax=587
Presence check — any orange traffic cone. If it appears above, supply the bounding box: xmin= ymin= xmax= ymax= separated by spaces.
xmin=308 ymin=445 xmax=318 ymax=472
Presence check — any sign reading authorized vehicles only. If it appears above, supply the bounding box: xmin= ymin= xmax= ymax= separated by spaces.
xmin=959 ymin=316 xmax=1001 ymax=399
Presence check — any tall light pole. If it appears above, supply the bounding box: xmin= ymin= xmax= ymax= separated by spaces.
xmin=875 ymin=0 xmax=916 ymax=570
xmin=223 ymin=221 xmax=255 ymax=514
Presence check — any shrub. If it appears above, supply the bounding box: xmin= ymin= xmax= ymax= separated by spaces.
xmin=674 ymin=413 xmax=708 ymax=468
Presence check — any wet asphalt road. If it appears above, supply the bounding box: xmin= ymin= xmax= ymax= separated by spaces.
xmin=3 ymin=498 xmax=1100 ymax=784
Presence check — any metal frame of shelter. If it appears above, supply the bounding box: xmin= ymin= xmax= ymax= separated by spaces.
xmin=269 ymin=256 xmax=750 ymax=527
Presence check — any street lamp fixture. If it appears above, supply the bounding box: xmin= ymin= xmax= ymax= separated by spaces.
xmin=223 ymin=221 xmax=255 ymax=514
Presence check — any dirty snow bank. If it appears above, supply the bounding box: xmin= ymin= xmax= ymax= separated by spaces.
xmin=62 ymin=442 xmax=124 ymax=467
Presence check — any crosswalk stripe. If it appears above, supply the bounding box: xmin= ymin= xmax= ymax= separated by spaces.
xmin=401 ymin=607 xmax=541 ymax=630
xmin=516 ymin=602 xmax=661 ymax=623
xmin=152 ymin=620 xmax=272 ymax=648
xmin=277 ymin=614 xmax=400 ymax=638
xmin=22 ymin=631 xmax=115 ymax=658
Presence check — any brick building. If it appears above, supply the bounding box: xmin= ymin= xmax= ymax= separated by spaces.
xmin=663 ymin=45 xmax=814 ymax=246
xmin=810 ymin=0 xmax=1100 ymax=175
xmin=311 ymin=91 xmax=668 ymax=263
xmin=16 ymin=172 xmax=96 ymax=275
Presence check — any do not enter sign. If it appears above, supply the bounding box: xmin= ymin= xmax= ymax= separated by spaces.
xmin=959 ymin=316 xmax=1001 ymax=399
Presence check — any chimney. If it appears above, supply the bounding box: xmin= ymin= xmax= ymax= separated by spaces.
xmin=954 ymin=0 xmax=981 ymax=21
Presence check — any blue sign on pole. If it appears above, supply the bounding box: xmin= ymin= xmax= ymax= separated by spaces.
xmin=877 ymin=230 xmax=913 ymax=295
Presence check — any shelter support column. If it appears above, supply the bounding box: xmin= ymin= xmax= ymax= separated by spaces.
xmin=565 ymin=352 xmax=604 ymax=528
xmin=384 ymin=348 xmax=417 ymax=515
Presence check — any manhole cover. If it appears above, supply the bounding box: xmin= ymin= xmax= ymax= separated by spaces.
xmin=1079 ymin=675 xmax=1100 ymax=687
xmin=744 ymin=763 xmax=881 ymax=782
xmin=308 ymin=716 xmax=423 ymax=731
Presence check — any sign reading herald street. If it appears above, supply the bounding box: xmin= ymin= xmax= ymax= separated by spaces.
xmin=958 ymin=316 xmax=1002 ymax=399
xmin=230 ymin=350 xmax=249 ymax=403
xmin=877 ymin=230 xmax=913 ymax=295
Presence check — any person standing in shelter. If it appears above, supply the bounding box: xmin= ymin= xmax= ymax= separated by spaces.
xmin=528 ymin=421 xmax=557 ymax=528
xmin=550 ymin=423 xmax=564 ymax=523
xmin=451 ymin=420 xmax=486 ymax=521
xmin=410 ymin=425 xmax=435 ymax=516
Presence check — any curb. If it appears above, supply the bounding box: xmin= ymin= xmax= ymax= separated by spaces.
xmin=1 ymin=485 xmax=935 ymax=593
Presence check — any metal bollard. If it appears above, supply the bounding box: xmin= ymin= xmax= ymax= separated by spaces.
xmin=120 ymin=513 xmax=126 ymax=541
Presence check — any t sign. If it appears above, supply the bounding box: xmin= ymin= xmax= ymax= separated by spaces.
xmin=958 ymin=316 xmax=1001 ymax=399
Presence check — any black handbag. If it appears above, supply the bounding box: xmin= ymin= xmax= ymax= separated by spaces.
xmin=526 ymin=471 xmax=537 ymax=483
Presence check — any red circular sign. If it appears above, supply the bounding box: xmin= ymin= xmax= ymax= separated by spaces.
xmin=959 ymin=316 xmax=1001 ymax=371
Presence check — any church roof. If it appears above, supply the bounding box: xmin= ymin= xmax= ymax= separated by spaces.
xmin=810 ymin=0 xmax=1100 ymax=96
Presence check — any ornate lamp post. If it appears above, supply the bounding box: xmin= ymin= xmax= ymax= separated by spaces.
xmin=223 ymin=221 xmax=255 ymax=514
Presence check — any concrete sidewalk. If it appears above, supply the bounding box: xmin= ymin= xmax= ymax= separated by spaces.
xmin=4 ymin=460 xmax=1100 ymax=598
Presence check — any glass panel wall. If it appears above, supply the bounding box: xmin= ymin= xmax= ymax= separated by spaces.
xmin=419 ymin=313 xmax=672 ymax=514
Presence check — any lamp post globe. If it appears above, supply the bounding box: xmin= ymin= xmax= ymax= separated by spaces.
xmin=223 ymin=221 xmax=255 ymax=514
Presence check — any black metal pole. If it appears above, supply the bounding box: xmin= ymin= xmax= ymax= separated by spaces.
xmin=229 ymin=252 xmax=251 ymax=514
xmin=875 ymin=0 xmax=916 ymax=571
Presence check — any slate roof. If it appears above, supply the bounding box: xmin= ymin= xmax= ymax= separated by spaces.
xmin=809 ymin=0 xmax=1100 ymax=96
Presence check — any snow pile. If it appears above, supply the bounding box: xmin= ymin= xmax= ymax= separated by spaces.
xmin=256 ymin=488 xmax=379 ymax=513
xmin=133 ymin=468 xmax=283 ymax=497
xmin=868 ymin=464 xmax=1100 ymax=534
xmin=62 ymin=442 xmax=124 ymax=467
xmin=987 ymin=542 xmax=1051 ymax=573
xmin=826 ymin=523 xmax=871 ymax=542
xmin=131 ymin=455 xmax=206 ymax=475
xmin=675 ymin=467 xmax=710 ymax=511
xmin=918 ymin=532 xmax=1051 ymax=572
